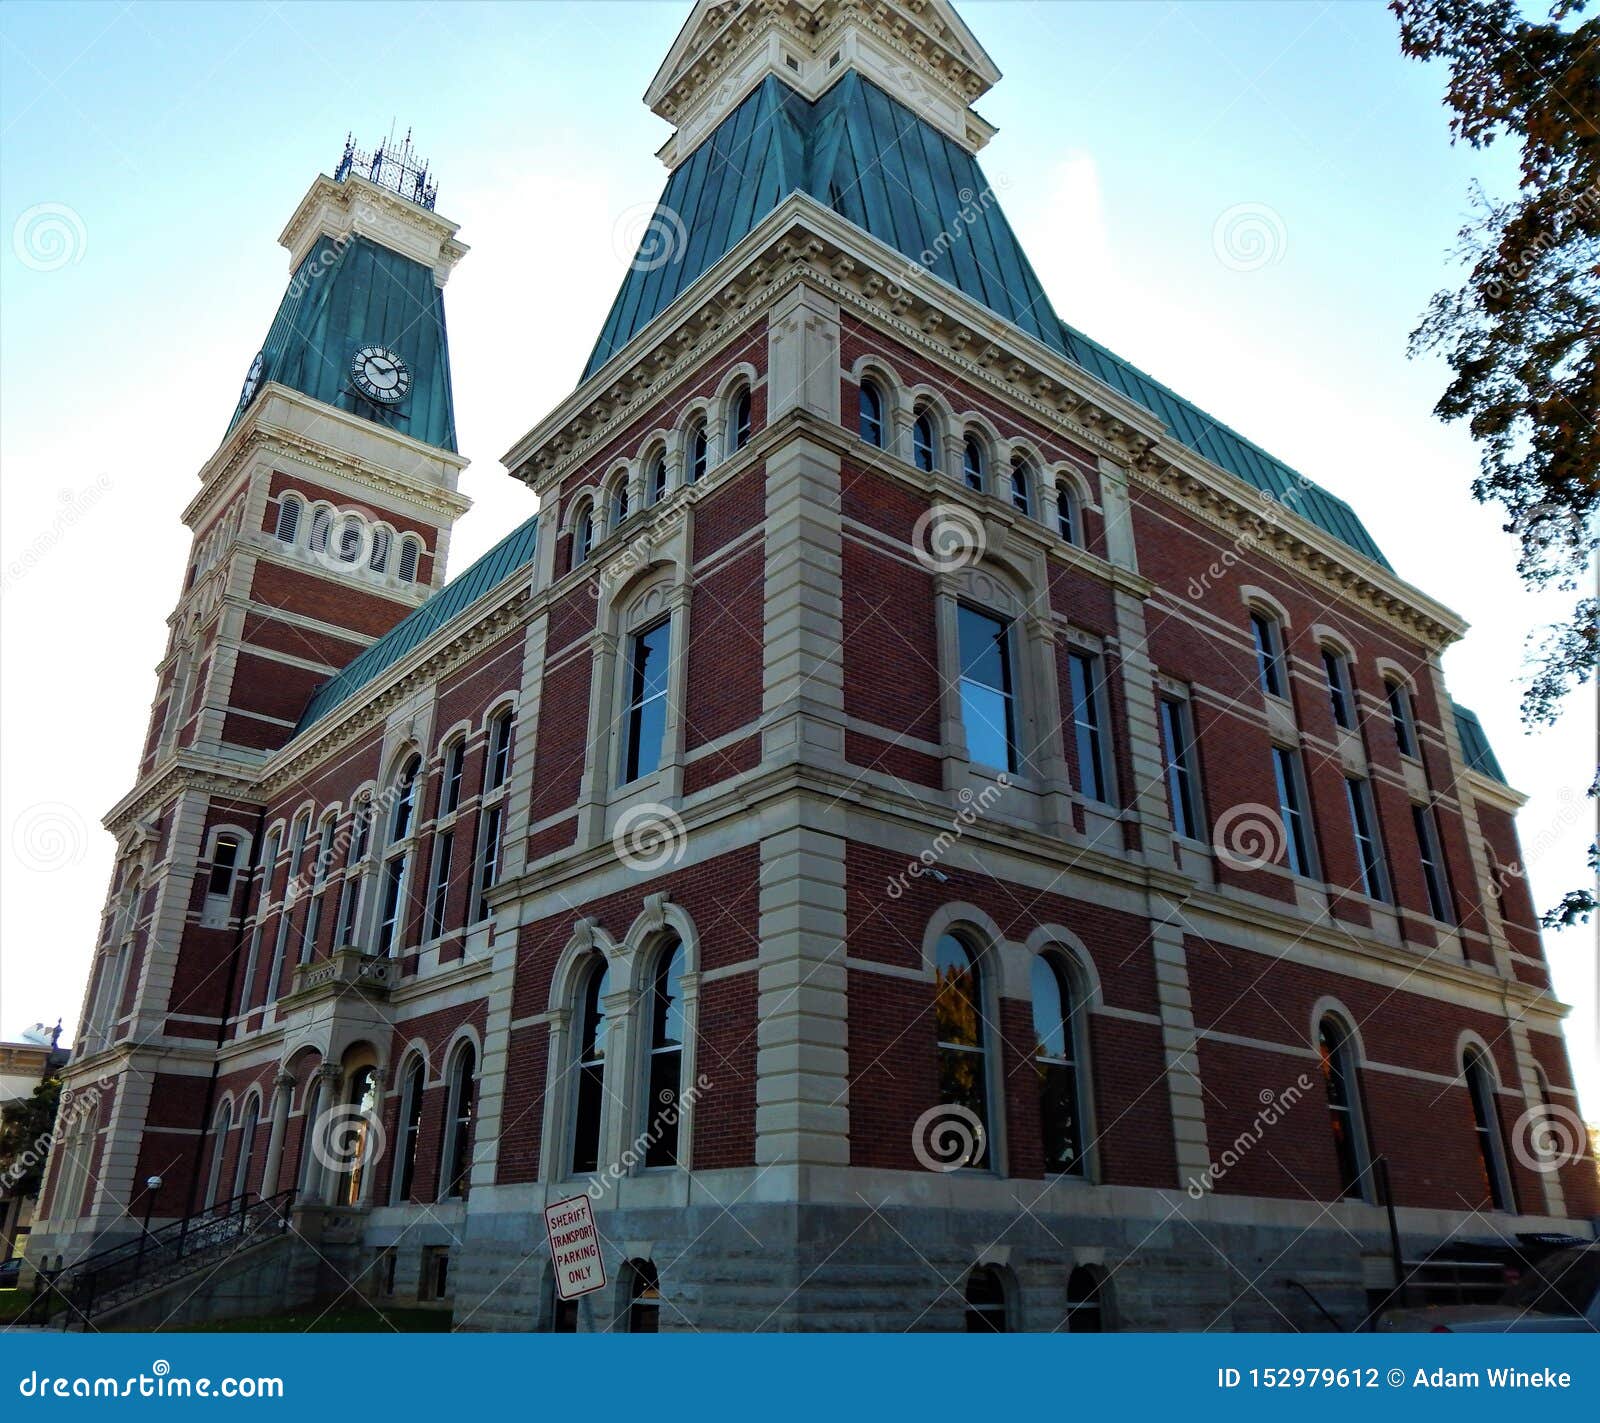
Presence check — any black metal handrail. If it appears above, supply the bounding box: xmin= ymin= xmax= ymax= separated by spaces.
xmin=54 ymin=1189 xmax=296 ymax=1328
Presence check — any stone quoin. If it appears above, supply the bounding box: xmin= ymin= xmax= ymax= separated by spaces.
xmin=26 ymin=0 xmax=1596 ymax=1332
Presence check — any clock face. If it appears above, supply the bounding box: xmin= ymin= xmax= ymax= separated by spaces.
xmin=239 ymin=350 xmax=264 ymax=408
xmin=351 ymin=345 xmax=411 ymax=405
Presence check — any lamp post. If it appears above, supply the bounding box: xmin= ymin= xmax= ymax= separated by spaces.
xmin=133 ymin=1175 xmax=162 ymax=1276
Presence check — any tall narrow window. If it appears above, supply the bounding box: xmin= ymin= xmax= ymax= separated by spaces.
xmin=622 ymin=620 xmax=671 ymax=783
xmin=1251 ymin=612 xmax=1287 ymax=698
xmin=611 ymin=478 xmax=630 ymax=528
xmin=486 ymin=709 xmax=513 ymax=790
xmin=730 ymin=389 xmax=752 ymax=452
xmin=1009 ymin=456 xmax=1032 ymax=515
xmin=471 ymin=804 xmax=503 ymax=923
xmin=934 ymin=935 xmax=989 ymax=1168
xmin=964 ymin=1267 xmax=1007 ymax=1332
xmin=1318 ymin=1016 xmax=1369 ymax=1199
xmin=956 ymin=605 xmax=1018 ymax=774
xmin=643 ymin=940 xmax=685 ymax=1168
xmin=1160 ymin=696 xmax=1201 ymax=840
xmin=392 ymin=758 xmax=419 ymax=841
xmin=858 ymin=380 xmax=884 ymax=447
xmin=626 ymin=1260 xmax=662 ymax=1333
xmin=351 ymin=797 xmax=373 ymax=863
xmin=440 ymin=739 xmax=467 ymax=816
xmin=397 ymin=537 xmax=421 ymax=582
xmin=912 ymin=410 xmax=936 ymax=471
xmin=574 ymin=508 xmax=594 ymax=565
xmin=308 ymin=506 xmax=332 ymax=555
xmin=440 ymin=1044 xmax=476 ymax=1201
xmin=1385 ymin=679 xmax=1416 ymax=755
xmin=1464 ymin=1049 xmax=1513 ymax=1211
xmin=1066 ymin=1267 xmax=1106 ymax=1332
xmin=369 ymin=526 xmax=391 ymax=573
xmin=1323 ymin=648 xmax=1354 ymax=728
xmin=1344 ymin=777 xmax=1390 ymax=901
xmin=274 ymin=495 xmax=302 ymax=543
xmin=377 ymin=765 xmax=416 ymax=957
xmin=1031 ymin=955 xmax=1086 ymax=1177
xmin=648 ymin=453 xmax=668 ymax=505
xmin=1056 ymin=482 xmax=1080 ymax=544
xmin=425 ymin=830 xmax=454 ymax=941
xmin=1272 ymin=745 xmax=1317 ymax=877
xmin=207 ymin=836 xmax=241 ymax=898
xmin=1413 ymin=803 xmax=1454 ymax=923
xmin=298 ymin=818 xmax=334 ymax=963
xmin=687 ymin=422 xmax=708 ymax=483
xmin=337 ymin=517 xmax=362 ymax=563
xmin=571 ymin=961 xmax=610 ymax=1175
xmin=204 ymin=1104 xmax=231 ymax=1209
xmin=394 ymin=1058 xmax=425 ymax=1203
xmin=962 ymin=434 xmax=985 ymax=492
xmin=232 ymin=1096 xmax=260 ymax=1200
xmin=1067 ymin=650 xmax=1109 ymax=803
xmin=377 ymin=857 xmax=406 ymax=955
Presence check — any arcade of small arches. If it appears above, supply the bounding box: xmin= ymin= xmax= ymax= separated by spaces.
xmin=271 ymin=489 xmax=427 ymax=584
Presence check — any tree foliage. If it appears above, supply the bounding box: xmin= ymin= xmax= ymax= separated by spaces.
xmin=0 ymin=1076 xmax=63 ymax=1202
xmin=1393 ymin=0 xmax=1599 ymax=926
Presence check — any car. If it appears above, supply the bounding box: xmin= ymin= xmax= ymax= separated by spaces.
xmin=0 ymin=1256 xmax=21 ymax=1290
xmin=1379 ymin=1246 xmax=1600 ymax=1332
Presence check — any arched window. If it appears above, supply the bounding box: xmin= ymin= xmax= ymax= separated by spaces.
xmin=337 ymin=515 xmax=362 ymax=563
xmin=274 ymin=495 xmax=302 ymax=543
xmin=956 ymin=604 xmax=1019 ymax=774
xmin=643 ymin=939 xmax=686 ymax=1168
xmin=858 ymin=379 xmax=885 ymax=447
xmin=962 ymin=434 xmax=986 ymax=492
xmin=1009 ymin=455 xmax=1033 ymax=515
xmin=912 ymin=410 xmax=937 ymax=472
xmin=625 ymin=1260 xmax=662 ymax=1333
xmin=686 ymin=421 xmax=708 ymax=484
xmin=571 ymin=960 xmax=610 ymax=1175
xmin=1317 ymin=1015 xmax=1370 ymax=1199
xmin=232 ymin=1095 xmax=260 ymax=1201
xmin=1065 ymin=1265 xmax=1106 ymax=1332
xmin=204 ymin=1103 xmax=232 ymax=1209
xmin=964 ymin=1266 xmax=1007 ymax=1332
xmin=647 ymin=452 xmax=668 ymax=505
xmin=486 ymin=707 xmax=514 ymax=791
xmin=574 ymin=507 xmax=594 ymax=566
xmin=397 ymin=536 xmax=421 ymax=583
xmin=1464 ymin=1048 xmax=1513 ymax=1211
xmin=440 ymin=738 xmax=467 ymax=816
xmin=393 ymin=1056 xmax=426 ymax=1203
xmin=1031 ymin=954 xmax=1087 ymax=1177
xmin=369 ymin=527 xmax=391 ymax=573
xmin=611 ymin=477 xmax=630 ymax=527
xmin=1055 ymin=481 xmax=1081 ymax=545
xmin=207 ymin=835 xmax=242 ymax=899
xmin=1385 ymin=677 xmax=1417 ymax=756
xmin=391 ymin=757 xmax=420 ymax=841
xmin=377 ymin=757 xmax=419 ymax=955
xmin=308 ymin=506 xmax=332 ymax=555
xmin=1250 ymin=610 xmax=1287 ymax=698
xmin=934 ymin=934 xmax=990 ymax=1168
xmin=1322 ymin=647 xmax=1354 ymax=728
xmin=729 ymin=388 xmax=752 ymax=453
xmin=440 ymin=1043 xmax=477 ymax=1201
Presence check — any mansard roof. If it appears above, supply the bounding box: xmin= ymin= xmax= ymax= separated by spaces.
xmin=586 ymin=69 xmax=1393 ymax=571
xmin=228 ymin=232 xmax=458 ymax=453
xmin=295 ymin=514 xmax=538 ymax=732
xmin=1452 ymin=703 xmax=1507 ymax=785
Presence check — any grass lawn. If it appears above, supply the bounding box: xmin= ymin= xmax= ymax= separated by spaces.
xmin=153 ymin=1299 xmax=452 ymax=1333
xmin=0 ymin=1288 xmax=38 ymax=1325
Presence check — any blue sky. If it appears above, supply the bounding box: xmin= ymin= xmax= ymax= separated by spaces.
xmin=2 ymin=2 xmax=1592 ymax=1111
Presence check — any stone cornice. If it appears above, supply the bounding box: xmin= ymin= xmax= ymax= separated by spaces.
xmin=104 ymin=756 xmax=264 ymax=841
xmin=503 ymin=195 xmax=1465 ymax=651
xmin=278 ymin=172 xmax=469 ymax=283
xmin=1464 ymin=766 xmax=1528 ymax=812
xmin=186 ymin=385 xmax=471 ymax=531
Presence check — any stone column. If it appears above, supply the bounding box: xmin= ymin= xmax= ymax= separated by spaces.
xmin=259 ymin=1070 xmax=294 ymax=1196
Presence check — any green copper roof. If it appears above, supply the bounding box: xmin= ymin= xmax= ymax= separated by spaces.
xmin=589 ymin=70 xmax=1390 ymax=570
xmin=295 ymin=515 xmax=538 ymax=732
xmin=230 ymin=231 xmax=457 ymax=452
xmin=1452 ymin=703 xmax=1507 ymax=784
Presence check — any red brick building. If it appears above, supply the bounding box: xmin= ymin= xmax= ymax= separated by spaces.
xmin=29 ymin=0 xmax=1595 ymax=1332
